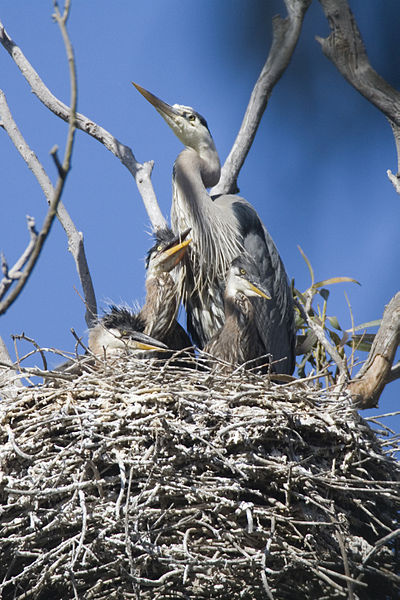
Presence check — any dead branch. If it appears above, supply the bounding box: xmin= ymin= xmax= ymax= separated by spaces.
xmin=212 ymin=0 xmax=312 ymax=196
xmin=0 ymin=19 xmax=166 ymax=230
xmin=0 ymin=92 xmax=98 ymax=328
xmin=0 ymin=6 xmax=77 ymax=316
xmin=0 ymin=216 xmax=37 ymax=301
xmin=349 ymin=292 xmax=400 ymax=408
xmin=316 ymin=0 xmax=400 ymax=193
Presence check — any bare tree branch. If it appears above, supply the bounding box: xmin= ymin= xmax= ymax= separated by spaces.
xmin=0 ymin=91 xmax=97 ymax=327
xmin=349 ymin=293 xmax=400 ymax=408
xmin=0 ymin=19 xmax=166 ymax=230
xmin=0 ymin=4 xmax=77 ymax=316
xmin=211 ymin=0 xmax=312 ymax=196
xmin=0 ymin=335 xmax=22 ymax=390
xmin=316 ymin=0 xmax=400 ymax=194
xmin=0 ymin=216 xmax=38 ymax=300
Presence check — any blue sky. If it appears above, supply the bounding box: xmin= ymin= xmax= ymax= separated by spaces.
xmin=1 ymin=2 xmax=399 ymax=434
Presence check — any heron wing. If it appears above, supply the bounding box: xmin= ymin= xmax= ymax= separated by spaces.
xmin=230 ymin=199 xmax=295 ymax=374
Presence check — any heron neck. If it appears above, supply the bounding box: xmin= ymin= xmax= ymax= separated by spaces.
xmin=175 ymin=147 xmax=220 ymax=189
xmin=140 ymin=274 xmax=178 ymax=340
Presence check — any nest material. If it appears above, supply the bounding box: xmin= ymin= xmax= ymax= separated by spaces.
xmin=0 ymin=354 xmax=399 ymax=600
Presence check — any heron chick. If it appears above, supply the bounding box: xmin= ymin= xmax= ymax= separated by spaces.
xmin=204 ymin=255 xmax=270 ymax=368
xmin=132 ymin=83 xmax=295 ymax=374
xmin=89 ymin=310 xmax=168 ymax=358
xmin=89 ymin=228 xmax=192 ymax=358
xmin=141 ymin=227 xmax=192 ymax=350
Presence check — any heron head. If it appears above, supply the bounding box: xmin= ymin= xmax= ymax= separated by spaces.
xmin=146 ymin=227 xmax=191 ymax=276
xmin=132 ymin=82 xmax=215 ymax=153
xmin=226 ymin=256 xmax=271 ymax=300
xmin=89 ymin=307 xmax=169 ymax=356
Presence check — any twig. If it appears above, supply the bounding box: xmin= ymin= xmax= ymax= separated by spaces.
xmin=0 ymin=91 xmax=97 ymax=327
xmin=0 ymin=19 xmax=166 ymax=230
xmin=0 ymin=216 xmax=38 ymax=300
xmin=0 ymin=11 xmax=77 ymax=316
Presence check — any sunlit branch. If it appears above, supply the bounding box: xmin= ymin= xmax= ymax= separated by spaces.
xmin=0 ymin=19 xmax=166 ymax=229
xmin=212 ymin=0 xmax=312 ymax=195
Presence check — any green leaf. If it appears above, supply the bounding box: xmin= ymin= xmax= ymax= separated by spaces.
xmin=328 ymin=329 xmax=341 ymax=346
xmin=345 ymin=319 xmax=381 ymax=333
xmin=319 ymin=288 xmax=330 ymax=302
xmin=313 ymin=276 xmax=360 ymax=288
xmin=297 ymin=246 xmax=314 ymax=286
xmin=346 ymin=339 xmax=373 ymax=352
xmin=293 ymin=287 xmax=307 ymax=304
xmin=327 ymin=315 xmax=341 ymax=330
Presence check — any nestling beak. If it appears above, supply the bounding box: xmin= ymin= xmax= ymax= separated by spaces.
xmin=160 ymin=238 xmax=191 ymax=269
xmin=125 ymin=330 xmax=169 ymax=351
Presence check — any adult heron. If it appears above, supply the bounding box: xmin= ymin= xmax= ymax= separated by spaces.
xmin=133 ymin=83 xmax=295 ymax=374
xmin=204 ymin=255 xmax=270 ymax=368
xmin=89 ymin=228 xmax=192 ymax=356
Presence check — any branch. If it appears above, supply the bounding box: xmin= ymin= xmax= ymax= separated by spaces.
xmin=211 ymin=0 xmax=312 ymax=196
xmin=0 ymin=5 xmax=77 ymax=316
xmin=0 ymin=216 xmax=38 ymax=300
xmin=0 ymin=19 xmax=166 ymax=230
xmin=0 ymin=91 xmax=97 ymax=327
xmin=0 ymin=335 xmax=22 ymax=389
xmin=295 ymin=294 xmax=348 ymax=383
xmin=316 ymin=0 xmax=400 ymax=194
xmin=349 ymin=292 xmax=400 ymax=408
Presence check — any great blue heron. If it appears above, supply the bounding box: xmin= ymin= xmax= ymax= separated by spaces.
xmin=89 ymin=310 xmax=168 ymax=357
xmin=133 ymin=83 xmax=295 ymax=375
xmin=141 ymin=227 xmax=192 ymax=350
xmin=204 ymin=255 xmax=270 ymax=368
xmin=89 ymin=228 xmax=192 ymax=357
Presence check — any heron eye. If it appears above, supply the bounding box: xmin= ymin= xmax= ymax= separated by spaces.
xmin=188 ymin=114 xmax=196 ymax=122
xmin=157 ymin=245 xmax=163 ymax=252
xmin=240 ymin=268 xmax=246 ymax=275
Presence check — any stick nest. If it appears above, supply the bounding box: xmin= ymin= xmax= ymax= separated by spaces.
xmin=0 ymin=354 xmax=399 ymax=600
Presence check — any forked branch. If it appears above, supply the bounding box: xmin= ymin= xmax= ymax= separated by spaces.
xmin=317 ymin=0 xmax=400 ymax=193
xmin=0 ymin=19 xmax=166 ymax=230
xmin=0 ymin=3 xmax=79 ymax=318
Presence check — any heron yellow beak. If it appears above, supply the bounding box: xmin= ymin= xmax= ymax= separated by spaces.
xmin=161 ymin=238 xmax=191 ymax=267
xmin=133 ymin=341 xmax=165 ymax=351
xmin=248 ymin=282 xmax=271 ymax=300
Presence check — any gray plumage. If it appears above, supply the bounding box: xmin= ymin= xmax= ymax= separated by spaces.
xmin=141 ymin=227 xmax=192 ymax=350
xmin=88 ymin=228 xmax=192 ymax=357
xmin=204 ymin=255 xmax=270 ymax=367
xmin=133 ymin=83 xmax=295 ymax=374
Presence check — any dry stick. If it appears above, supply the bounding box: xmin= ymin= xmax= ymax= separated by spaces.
xmin=0 ymin=20 xmax=166 ymax=232
xmin=316 ymin=0 xmax=400 ymax=194
xmin=0 ymin=64 xmax=96 ymax=329
xmin=316 ymin=1 xmax=400 ymax=406
xmin=348 ymin=293 xmax=400 ymax=408
xmin=0 ymin=216 xmax=38 ymax=300
xmin=0 ymin=10 xmax=76 ymax=316
xmin=211 ymin=0 xmax=312 ymax=196
xmin=0 ymin=141 xmax=68 ymax=316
